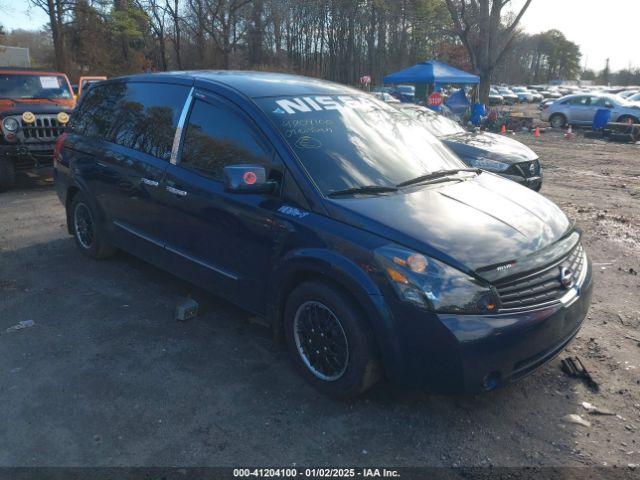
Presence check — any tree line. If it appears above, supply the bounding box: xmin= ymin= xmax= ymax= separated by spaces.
xmin=2 ymin=0 xmax=637 ymax=98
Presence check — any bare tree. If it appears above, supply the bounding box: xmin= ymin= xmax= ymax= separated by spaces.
xmin=136 ymin=0 xmax=169 ymax=70
xmin=200 ymin=0 xmax=252 ymax=69
xmin=445 ymin=0 xmax=533 ymax=101
xmin=164 ymin=0 xmax=183 ymax=69
xmin=29 ymin=0 xmax=75 ymax=71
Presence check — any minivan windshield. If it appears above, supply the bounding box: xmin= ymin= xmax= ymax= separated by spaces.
xmin=0 ymin=73 xmax=73 ymax=100
xmin=258 ymin=95 xmax=466 ymax=195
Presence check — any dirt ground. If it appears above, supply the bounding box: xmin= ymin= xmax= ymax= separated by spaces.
xmin=0 ymin=106 xmax=639 ymax=469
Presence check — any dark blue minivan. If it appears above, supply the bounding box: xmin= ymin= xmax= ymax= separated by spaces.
xmin=54 ymin=72 xmax=593 ymax=397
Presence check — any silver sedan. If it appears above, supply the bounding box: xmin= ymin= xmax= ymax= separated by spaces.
xmin=540 ymin=93 xmax=640 ymax=128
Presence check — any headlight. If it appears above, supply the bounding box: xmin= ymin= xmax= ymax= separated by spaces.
xmin=462 ymin=156 xmax=510 ymax=172
xmin=2 ymin=117 xmax=19 ymax=133
xmin=375 ymin=245 xmax=498 ymax=314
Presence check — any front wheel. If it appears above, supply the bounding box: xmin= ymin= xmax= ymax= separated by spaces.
xmin=617 ymin=115 xmax=639 ymax=125
xmin=549 ymin=114 xmax=567 ymax=128
xmin=69 ymin=192 xmax=116 ymax=259
xmin=284 ymin=281 xmax=381 ymax=398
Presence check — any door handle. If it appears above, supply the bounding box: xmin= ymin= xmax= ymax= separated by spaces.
xmin=166 ymin=186 xmax=187 ymax=197
xmin=140 ymin=178 xmax=159 ymax=187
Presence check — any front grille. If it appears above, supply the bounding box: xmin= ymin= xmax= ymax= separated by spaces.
xmin=495 ymin=243 xmax=585 ymax=312
xmin=19 ymin=115 xmax=66 ymax=140
xmin=504 ymin=160 xmax=539 ymax=178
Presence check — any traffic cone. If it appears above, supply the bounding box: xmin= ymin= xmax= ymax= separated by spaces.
xmin=564 ymin=125 xmax=573 ymax=139
xmin=534 ymin=127 xmax=541 ymax=139
xmin=500 ymin=124 xmax=507 ymax=135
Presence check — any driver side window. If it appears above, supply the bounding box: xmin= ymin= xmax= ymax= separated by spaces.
xmin=594 ymin=97 xmax=614 ymax=108
xmin=179 ymin=98 xmax=274 ymax=181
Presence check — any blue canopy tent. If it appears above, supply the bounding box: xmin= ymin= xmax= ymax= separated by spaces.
xmin=383 ymin=60 xmax=479 ymax=107
xmin=383 ymin=60 xmax=480 ymax=86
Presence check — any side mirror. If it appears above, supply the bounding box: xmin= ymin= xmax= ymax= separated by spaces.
xmin=223 ymin=164 xmax=277 ymax=194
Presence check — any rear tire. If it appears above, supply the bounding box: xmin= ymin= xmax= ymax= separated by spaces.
xmin=549 ymin=114 xmax=567 ymax=129
xmin=284 ymin=281 xmax=381 ymax=398
xmin=0 ymin=158 xmax=16 ymax=192
xmin=69 ymin=192 xmax=116 ymax=259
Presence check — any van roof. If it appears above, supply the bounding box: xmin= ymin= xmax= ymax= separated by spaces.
xmin=115 ymin=70 xmax=361 ymax=99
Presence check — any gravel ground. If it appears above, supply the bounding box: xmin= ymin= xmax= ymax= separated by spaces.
xmin=0 ymin=109 xmax=639 ymax=468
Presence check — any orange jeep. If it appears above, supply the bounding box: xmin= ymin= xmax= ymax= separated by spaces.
xmin=0 ymin=67 xmax=75 ymax=191
xmin=75 ymin=75 xmax=107 ymax=100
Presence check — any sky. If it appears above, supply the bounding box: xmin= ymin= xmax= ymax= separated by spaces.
xmin=1 ymin=0 xmax=639 ymax=72
xmin=512 ymin=0 xmax=639 ymax=72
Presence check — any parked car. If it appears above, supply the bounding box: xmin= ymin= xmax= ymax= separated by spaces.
xmin=398 ymin=104 xmax=542 ymax=191
xmin=511 ymin=87 xmax=534 ymax=103
xmin=496 ymin=87 xmax=518 ymax=105
xmin=0 ymin=67 xmax=75 ymax=191
xmin=618 ymin=90 xmax=640 ymax=99
xmin=76 ymin=75 xmax=107 ymax=100
xmin=541 ymin=93 xmax=640 ymax=128
xmin=393 ymin=84 xmax=415 ymax=103
xmin=488 ymin=88 xmax=503 ymax=105
xmin=371 ymin=91 xmax=400 ymax=103
xmin=528 ymin=90 xmax=543 ymax=102
xmin=626 ymin=93 xmax=640 ymax=104
xmin=55 ymin=72 xmax=593 ymax=397
xmin=547 ymin=91 xmax=563 ymax=99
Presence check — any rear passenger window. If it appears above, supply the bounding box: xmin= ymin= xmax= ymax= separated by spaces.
xmin=179 ymin=99 xmax=272 ymax=181
xmin=70 ymin=81 xmax=189 ymax=161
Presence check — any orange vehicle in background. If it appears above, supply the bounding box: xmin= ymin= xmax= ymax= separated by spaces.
xmin=0 ymin=67 xmax=75 ymax=191
xmin=75 ymin=75 xmax=107 ymax=100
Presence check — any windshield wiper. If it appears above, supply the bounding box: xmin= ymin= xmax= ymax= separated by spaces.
xmin=396 ymin=168 xmax=481 ymax=188
xmin=328 ymin=185 xmax=398 ymax=198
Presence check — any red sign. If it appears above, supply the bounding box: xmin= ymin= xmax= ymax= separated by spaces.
xmin=428 ymin=92 xmax=443 ymax=107
xmin=360 ymin=75 xmax=371 ymax=85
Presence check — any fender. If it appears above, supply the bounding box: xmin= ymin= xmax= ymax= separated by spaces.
xmin=267 ymin=248 xmax=403 ymax=378
xmin=62 ymin=169 xmax=109 ymax=235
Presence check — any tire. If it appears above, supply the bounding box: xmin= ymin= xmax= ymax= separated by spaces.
xmin=617 ymin=115 xmax=638 ymax=125
xmin=284 ymin=281 xmax=381 ymax=398
xmin=0 ymin=158 xmax=16 ymax=192
xmin=69 ymin=192 xmax=116 ymax=259
xmin=549 ymin=113 xmax=567 ymax=129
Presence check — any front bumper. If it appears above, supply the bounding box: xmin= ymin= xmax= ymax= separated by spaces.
xmin=381 ymin=260 xmax=593 ymax=392
xmin=0 ymin=142 xmax=55 ymax=170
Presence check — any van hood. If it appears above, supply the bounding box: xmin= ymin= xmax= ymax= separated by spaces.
xmin=325 ymin=173 xmax=570 ymax=272
xmin=441 ymin=131 xmax=537 ymax=163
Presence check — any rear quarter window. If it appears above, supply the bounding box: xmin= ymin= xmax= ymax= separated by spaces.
xmin=70 ymin=81 xmax=189 ymax=161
